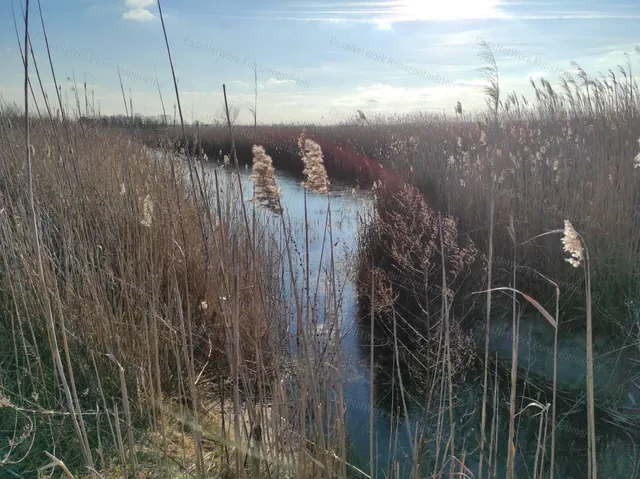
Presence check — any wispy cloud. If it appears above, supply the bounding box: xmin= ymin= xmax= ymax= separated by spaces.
xmin=513 ymin=13 xmax=640 ymax=19
xmin=229 ymin=0 xmax=640 ymax=25
xmin=266 ymin=78 xmax=297 ymax=86
xmin=526 ymin=71 xmax=546 ymax=79
xmin=374 ymin=20 xmax=393 ymax=30
xmin=123 ymin=0 xmax=155 ymax=22
xmin=238 ymin=0 xmax=509 ymax=25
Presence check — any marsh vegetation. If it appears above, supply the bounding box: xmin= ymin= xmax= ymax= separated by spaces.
xmin=2 ymin=2 xmax=640 ymax=478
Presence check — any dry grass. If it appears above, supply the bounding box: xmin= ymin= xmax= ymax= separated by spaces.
xmin=0 ymin=109 xmax=288 ymax=474
xmin=356 ymin=183 xmax=484 ymax=384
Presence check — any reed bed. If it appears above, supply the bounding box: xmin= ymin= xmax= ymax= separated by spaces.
xmin=1 ymin=4 xmax=354 ymax=476
xmin=337 ymin=65 xmax=640 ymax=335
xmin=140 ymin=54 xmax=640 ymax=335
xmin=4 ymin=4 xmax=640 ymax=477
xmin=131 ymin=49 xmax=640 ymax=476
xmin=1 ymin=113 xmax=370 ymax=478
xmin=350 ymin=48 xmax=640 ymax=479
xmin=0 ymin=107 xmax=282 ymax=473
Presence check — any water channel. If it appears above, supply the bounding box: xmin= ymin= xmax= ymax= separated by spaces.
xmin=202 ymin=160 xmax=638 ymax=479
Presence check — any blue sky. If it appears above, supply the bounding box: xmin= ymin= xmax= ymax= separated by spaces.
xmin=0 ymin=0 xmax=638 ymax=124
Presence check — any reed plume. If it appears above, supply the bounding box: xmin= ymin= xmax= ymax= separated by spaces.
xmin=140 ymin=194 xmax=154 ymax=227
xmin=298 ymin=133 xmax=329 ymax=194
xmin=561 ymin=220 xmax=583 ymax=268
xmin=251 ymin=144 xmax=283 ymax=214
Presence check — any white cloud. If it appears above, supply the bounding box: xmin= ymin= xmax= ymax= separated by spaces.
xmin=123 ymin=0 xmax=154 ymax=22
xmin=240 ymin=2 xmax=640 ymax=26
xmin=123 ymin=9 xmax=154 ymax=21
xmin=514 ymin=13 xmax=640 ymax=20
xmin=125 ymin=0 xmax=154 ymax=7
xmin=326 ymin=18 xmax=349 ymax=24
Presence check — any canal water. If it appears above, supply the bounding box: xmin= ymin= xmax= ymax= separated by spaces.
xmin=200 ymin=160 xmax=637 ymax=479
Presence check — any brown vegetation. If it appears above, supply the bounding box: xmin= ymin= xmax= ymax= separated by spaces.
xmin=0 ymin=113 xmax=286 ymax=476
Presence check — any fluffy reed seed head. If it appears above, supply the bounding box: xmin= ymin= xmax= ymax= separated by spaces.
xmin=298 ymin=134 xmax=329 ymax=194
xmin=561 ymin=220 xmax=583 ymax=268
xmin=251 ymin=145 xmax=283 ymax=214
xmin=140 ymin=194 xmax=154 ymax=227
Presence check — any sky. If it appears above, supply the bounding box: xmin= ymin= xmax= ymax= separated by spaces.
xmin=0 ymin=0 xmax=639 ymax=124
